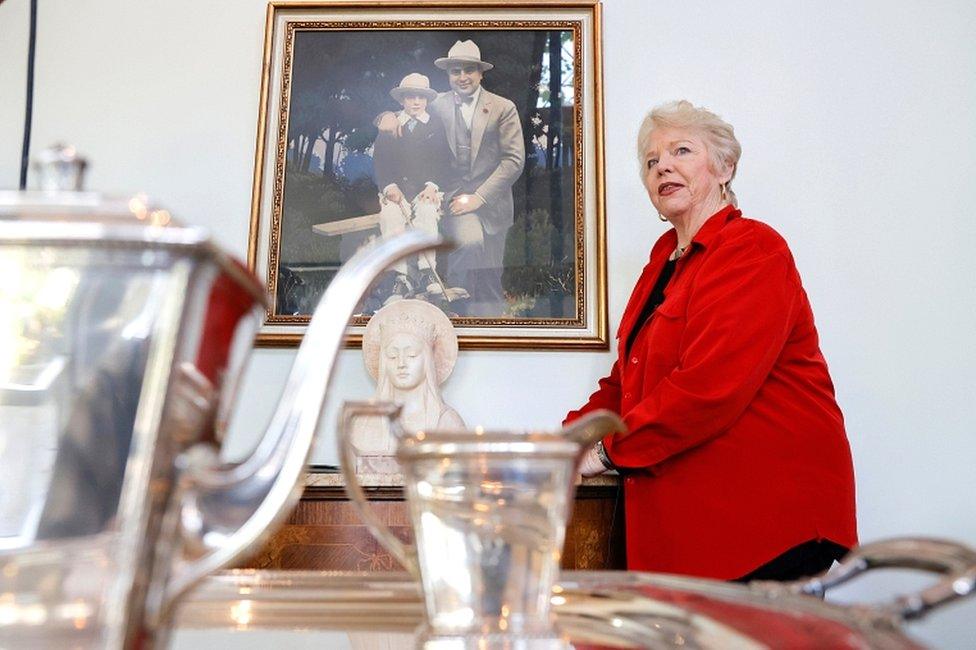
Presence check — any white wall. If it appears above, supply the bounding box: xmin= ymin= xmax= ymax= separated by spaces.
xmin=2 ymin=0 xmax=974 ymax=645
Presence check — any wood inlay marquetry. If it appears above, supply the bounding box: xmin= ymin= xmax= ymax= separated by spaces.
xmin=242 ymin=481 xmax=625 ymax=571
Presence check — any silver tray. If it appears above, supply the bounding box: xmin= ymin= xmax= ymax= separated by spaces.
xmin=172 ymin=538 xmax=976 ymax=649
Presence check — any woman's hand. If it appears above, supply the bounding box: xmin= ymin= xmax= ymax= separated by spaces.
xmin=579 ymin=444 xmax=608 ymax=477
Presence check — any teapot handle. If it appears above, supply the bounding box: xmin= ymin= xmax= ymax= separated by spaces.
xmin=338 ymin=400 xmax=419 ymax=576
xmin=790 ymin=537 xmax=976 ymax=621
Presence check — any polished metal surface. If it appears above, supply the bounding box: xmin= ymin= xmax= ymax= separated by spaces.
xmin=339 ymin=404 xmax=625 ymax=647
xmin=168 ymin=537 xmax=976 ymax=649
xmin=788 ymin=537 xmax=976 ymax=621
xmin=0 ymin=189 xmax=442 ymax=649
xmin=32 ymin=143 xmax=88 ymax=191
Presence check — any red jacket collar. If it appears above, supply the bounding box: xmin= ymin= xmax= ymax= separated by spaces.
xmin=691 ymin=204 xmax=740 ymax=250
xmin=649 ymin=204 xmax=741 ymax=261
xmin=620 ymin=205 xmax=742 ymax=343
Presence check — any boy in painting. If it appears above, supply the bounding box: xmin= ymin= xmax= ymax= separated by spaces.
xmin=372 ymin=72 xmax=451 ymax=300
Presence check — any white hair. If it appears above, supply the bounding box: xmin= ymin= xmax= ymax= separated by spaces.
xmin=636 ymin=100 xmax=742 ymax=206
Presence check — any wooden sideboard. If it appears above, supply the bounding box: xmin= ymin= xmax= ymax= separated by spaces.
xmin=241 ymin=473 xmax=625 ymax=572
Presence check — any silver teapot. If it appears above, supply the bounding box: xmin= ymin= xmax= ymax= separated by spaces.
xmin=0 ymin=186 xmax=441 ymax=648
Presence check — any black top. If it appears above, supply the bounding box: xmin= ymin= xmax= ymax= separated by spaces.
xmin=733 ymin=540 xmax=849 ymax=582
xmin=625 ymin=257 xmax=678 ymax=355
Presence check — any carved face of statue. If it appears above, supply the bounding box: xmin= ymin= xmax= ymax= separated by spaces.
xmin=383 ymin=331 xmax=427 ymax=391
xmin=364 ymin=299 xmax=459 ymax=390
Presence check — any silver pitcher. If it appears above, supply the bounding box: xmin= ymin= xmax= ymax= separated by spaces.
xmin=339 ymin=402 xmax=625 ymax=648
xmin=0 ymin=188 xmax=441 ymax=649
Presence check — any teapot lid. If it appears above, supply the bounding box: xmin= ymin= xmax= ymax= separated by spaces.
xmin=2 ymin=141 xmax=207 ymax=248
xmin=0 ymin=190 xmax=266 ymax=305
xmin=0 ymin=190 xmax=209 ymax=245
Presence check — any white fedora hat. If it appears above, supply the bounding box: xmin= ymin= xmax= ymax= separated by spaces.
xmin=389 ymin=72 xmax=438 ymax=102
xmin=434 ymin=40 xmax=494 ymax=71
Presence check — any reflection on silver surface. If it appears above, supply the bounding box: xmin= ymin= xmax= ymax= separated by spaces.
xmin=0 ymin=189 xmax=443 ymax=649
xmin=0 ymin=354 xmax=66 ymax=545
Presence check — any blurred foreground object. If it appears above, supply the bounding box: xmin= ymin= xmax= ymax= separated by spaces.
xmin=172 ymin=537 xmax=976 ymax=649
xmin=0 ymin=151 xmax=442 ymax=648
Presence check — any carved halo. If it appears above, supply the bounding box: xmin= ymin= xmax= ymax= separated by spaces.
xmin=362 ymin=299 xmax=459 ymax=385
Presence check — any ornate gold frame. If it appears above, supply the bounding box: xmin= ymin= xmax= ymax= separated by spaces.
xmin=247 ymin=1 xmax=607 ymax=350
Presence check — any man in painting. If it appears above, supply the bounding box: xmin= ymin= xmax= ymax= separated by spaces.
xmin=372 ymin=72 xmax=451 ymax=298
xmin=379 ymin=39 xmax=525 ymax=317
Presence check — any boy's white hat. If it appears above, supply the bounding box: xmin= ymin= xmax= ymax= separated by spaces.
xmin=390 ymin=73 xmax=438 ymax=101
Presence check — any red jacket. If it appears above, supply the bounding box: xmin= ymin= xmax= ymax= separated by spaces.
xmin=566 ymin=206 xmax=857 ymax=579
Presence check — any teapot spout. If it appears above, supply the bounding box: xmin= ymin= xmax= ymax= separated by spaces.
xmin=162 ymin=230 xmax=444 ymax=611
xmin=562 ymin=409 xmax=626 ymax=451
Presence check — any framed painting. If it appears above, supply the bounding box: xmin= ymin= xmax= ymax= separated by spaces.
xmin=248 ymin=1 xmax=607 ymax=349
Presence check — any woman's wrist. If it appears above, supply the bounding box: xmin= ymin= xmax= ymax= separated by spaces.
xmin=595 ymin=439 xmax=617 ymax=471
xmin=579 ymin=445 xmax=607 ymax=477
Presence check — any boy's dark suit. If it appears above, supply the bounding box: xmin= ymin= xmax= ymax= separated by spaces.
xmin=373 ymin=113 xmax=450 ymax=201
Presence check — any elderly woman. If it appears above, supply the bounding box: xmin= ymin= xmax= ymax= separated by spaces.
xmin=568 ymin=101 xmax=857 ymax=581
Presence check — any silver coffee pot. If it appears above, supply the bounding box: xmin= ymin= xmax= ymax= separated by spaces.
xmin=0 ymin=175 xmax=441 ymax=648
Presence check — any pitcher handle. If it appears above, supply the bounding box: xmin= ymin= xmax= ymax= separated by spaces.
xmin=561 ymin=409 xmax=626 ymax=455
xmin=339 ymin=400 xmax=419 ymax=576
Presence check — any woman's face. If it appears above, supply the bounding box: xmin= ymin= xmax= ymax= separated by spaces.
xmin=642 ymin=126 xmax=729 ymax=219
xmin=383 ymin=332 xmax=427 ymax=391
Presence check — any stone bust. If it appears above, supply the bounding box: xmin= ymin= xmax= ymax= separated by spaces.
xmin=353 ymin=299 xmax=465 ymax=473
